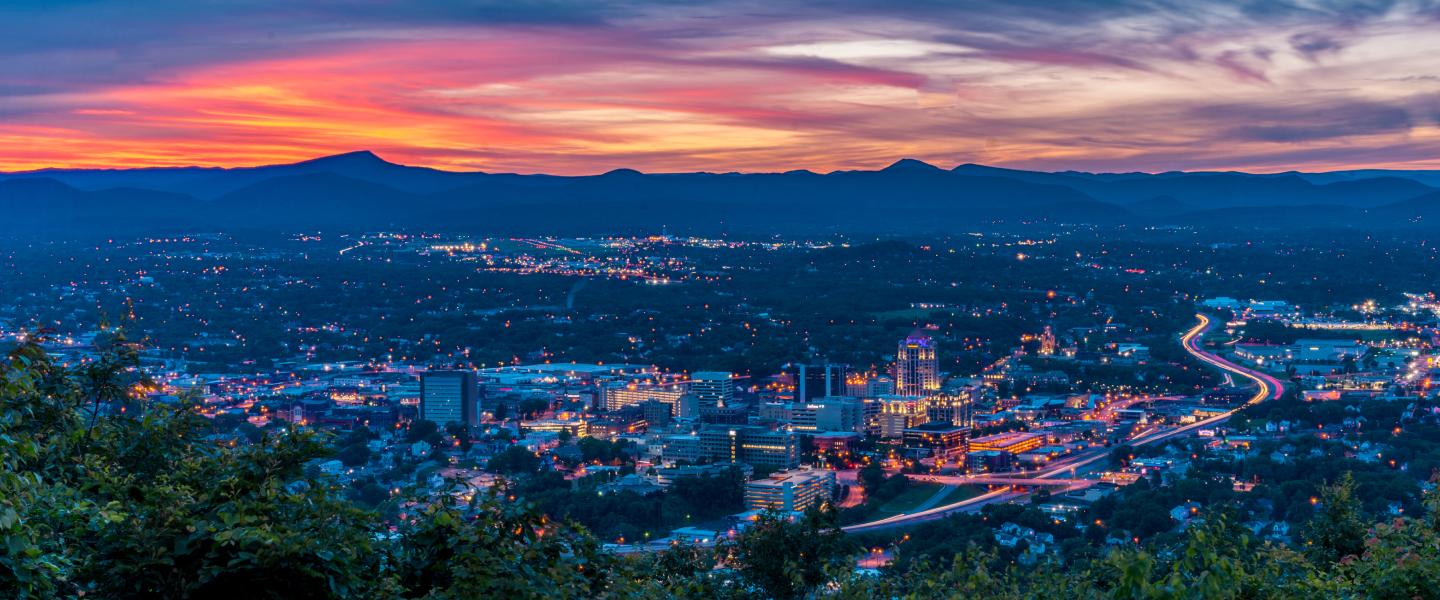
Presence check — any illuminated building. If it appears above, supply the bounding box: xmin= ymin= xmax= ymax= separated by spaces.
xmin=968 ymin=432 xmax=1043 ymax=455
xmin=521 ymin=419 xmax=587 ymax=437
xmin=744 ymin=469 xmax=836 ymax=512
xmin=762 ymin=397 xmax=865 ymax=433
xmin=660 ymin=434 xmax=703 ymax=464
xmin=895 ymin=329 xmax=940 ymax=396
xmin=876 ymin=395 xmax=928 ymax=438
xmin=925 ymin=392 xmax=975 ymax=427
xmin=602 ymin=382 xmax=685 ymax=412
xmin=902 ymin=423 xmax=971 ymax=457
xmin=689 ymin=371 xmax=734 ymax=408
xmin=1038 ymin=325 xmax=1057 ymax=356
xmin=419 ymin=369 xmax=478 ymax=427
xmin=698 ymin=425 xmax=799 ymax=469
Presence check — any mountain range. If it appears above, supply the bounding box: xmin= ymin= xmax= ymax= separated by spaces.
xmin=2 ymin=151 xmax=1438 ymax=236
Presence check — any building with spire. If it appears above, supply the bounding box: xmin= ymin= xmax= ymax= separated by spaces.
xmin=895 ymin=328 xmax=939 ymax=397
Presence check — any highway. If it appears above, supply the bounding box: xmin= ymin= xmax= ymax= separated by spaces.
xmin=843 ymin=313 xmax=1285 ymax=533
xmin=613 ymin=313 xmax=1286 ymax=547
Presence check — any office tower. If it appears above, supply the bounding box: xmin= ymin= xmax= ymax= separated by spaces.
xmin=895 ymin=329 xmax=940 ymax=396
xmin=697 ymin=425 xmax=799 ymax=469
xmin=419 ymin=369 xmax=478 ymax=427
xmin=876 ymin=395 xmax=928 ymax=438
xmin=925 ymin=391 xmax=975 ymax=427
xmin=690 ymin=371 xmax=734 ymax=408
xmin=790 ymin=363 xmax=847 ymax=402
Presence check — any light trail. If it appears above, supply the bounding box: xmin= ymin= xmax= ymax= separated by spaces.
xmin=612 ymin=313 xmax=1287 ymax=548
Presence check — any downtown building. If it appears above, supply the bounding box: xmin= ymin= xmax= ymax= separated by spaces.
xmin=759 ymin=396 xmax=866 ymax=433
xmin=895 ymin=328 xmax=940 ymax=396
xmin=602 ymin=381 xmax=686 ymax=412
xmin=744 ymin=468 xmax=836 ymax=513
xmin=875 ymin=395 xmax=928 ymax=438
xmin=698 ymin=425 xmax=800 ymax=470
xmin=689 ymin=371 xmax=735 ymax=409
xmin=419 ymin=369 xmax=479 ymax=427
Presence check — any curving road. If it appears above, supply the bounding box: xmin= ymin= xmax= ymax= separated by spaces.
xmin=842 ymin=313 xmax=1285 ymax=533
xmin=615 ymin=313 xmax=1286 ymax=547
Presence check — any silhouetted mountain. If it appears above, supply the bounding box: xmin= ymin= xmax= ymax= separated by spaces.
xmin=212 ymin=173 xmax=430 ymax=229
xmin=882 ymin=158 xmax=944 ymax=172
xmin=5 ymin=151 xmax=1440 ymax=236
xmin=0 ymin=150 xmax=479 ymax=198
xmin=0 ymin=178 xmax=194 ymax=234
xmin=1292 ymin=169 xmax=1440 ymax=188
xmin=1372 ymin=191 xmax=1440 ymax=224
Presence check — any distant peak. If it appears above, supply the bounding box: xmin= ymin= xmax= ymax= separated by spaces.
xmin=299 ymin=150 xmax=391 ymax=167
xmin=600 ymin=168 xmax=644 ymax=177
xmin=883 ymin=158 xmax=941 ymax=172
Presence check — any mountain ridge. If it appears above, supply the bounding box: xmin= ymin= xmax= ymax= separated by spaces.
xmin=3 ymin=151 xmax=1440 ymax=235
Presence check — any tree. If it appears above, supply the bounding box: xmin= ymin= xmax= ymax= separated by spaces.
xmin=0 ymin=337 xmax=634 ymax=598
xmin=405 ymin=419 xmax=440 ymax=444
xmin=390 ymin=485 xmax=620 ymax=598
xmin=721 ymin=508 xmax=854 ymax=599
xmin=337 ymin=442 xmax=372 ymax=467
xmin=487 ymin=445 xmax=543 ymax=475
xmin=1304 ymin=472 xmax=1367 ymax=564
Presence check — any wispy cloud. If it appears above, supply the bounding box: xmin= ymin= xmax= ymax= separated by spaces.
xmin=2 ymin=0 xmax=1440 ymax=173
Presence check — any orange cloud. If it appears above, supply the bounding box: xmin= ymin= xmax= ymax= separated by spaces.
xmin=4 ymin=5 xmax=1440 ymax=175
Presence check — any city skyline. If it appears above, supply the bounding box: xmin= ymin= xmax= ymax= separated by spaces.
xmin=5 ymin=1 xmax=1440 ymax=174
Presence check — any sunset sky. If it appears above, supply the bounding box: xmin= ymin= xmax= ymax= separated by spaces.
xmin=4 ymin=1 xmax=1440 ymax=174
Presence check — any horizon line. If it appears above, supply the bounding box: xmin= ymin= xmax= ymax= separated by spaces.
xmin=5 ymin=149 xmax=1434 ymax=179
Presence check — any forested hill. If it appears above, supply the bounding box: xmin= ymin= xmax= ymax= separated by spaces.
xmin=4 ymin=151 xmax=1440 ymax=235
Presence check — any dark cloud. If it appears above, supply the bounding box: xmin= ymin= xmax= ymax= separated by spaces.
xmin=1289 ymin=31 xmax=1344 ymax=59
xmin=1196 ymin=99 xmax=1414 ymax=142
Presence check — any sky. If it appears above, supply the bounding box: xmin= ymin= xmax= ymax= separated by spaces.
xmin=3 ymin=0 xmax=1440 ymax=174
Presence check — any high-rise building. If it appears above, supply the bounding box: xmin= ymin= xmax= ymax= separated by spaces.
xmin=690 ymin=371 xmax=734 ymax=408
xmin=788 ymin=363 xmax=847 ymax=402
xmin=925 ymin=392 xmax=975 ymax=427
xmin=895 ymin=329 xmax=940 ymax=396
xmin=419 ymin=370 xmax=478 ymax=427
xmin=698 ymin=425 xmax=799 ymax=469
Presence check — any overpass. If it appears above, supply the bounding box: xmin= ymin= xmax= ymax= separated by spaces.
xmin=910 ymin=475 xmax=1093 ymax=487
